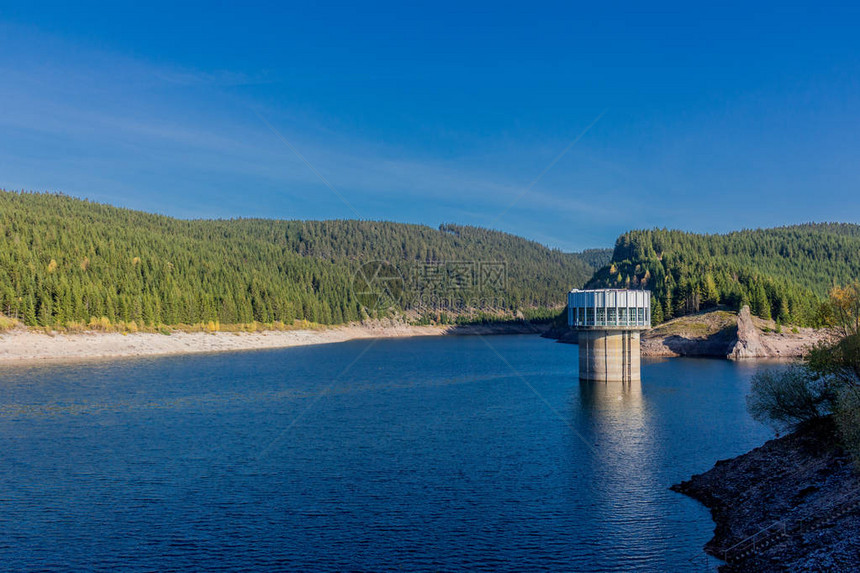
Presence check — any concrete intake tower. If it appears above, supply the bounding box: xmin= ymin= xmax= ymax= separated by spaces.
xmin=568 ymin=289 xmax=651 ymax=382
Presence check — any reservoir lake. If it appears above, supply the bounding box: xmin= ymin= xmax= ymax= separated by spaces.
xmin=0 ymin=335 xmax=777 ymax=571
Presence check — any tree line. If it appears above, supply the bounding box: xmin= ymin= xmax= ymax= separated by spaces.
xmin=586 ymin=226 xmax=860 ymax=325
xmin=0 ymin=190 xmax=596 ymax=327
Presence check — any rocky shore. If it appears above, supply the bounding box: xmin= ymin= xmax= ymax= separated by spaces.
xmin=672 ymin=419 xmax=860 ymax=572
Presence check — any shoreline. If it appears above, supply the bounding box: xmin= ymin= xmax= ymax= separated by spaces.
xmin=3 ymin=309 xmax=829 ymax=364
xmin=0 ymin=321 xmax=547 ymax=364
xmin=672 ymin=419 xmax=860 ymax=572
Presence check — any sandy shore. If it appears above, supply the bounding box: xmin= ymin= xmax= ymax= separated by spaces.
xmin=0 ymin=322 xmax=546 ymax=363
xmin=0 ymin=325 xmax=441 ymax=363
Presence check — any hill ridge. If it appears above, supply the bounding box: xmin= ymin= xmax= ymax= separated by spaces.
xmin=587 ymin=225 xmax=860 ymax=325
xmin=0 ymin=189 xmax=598 ymax=327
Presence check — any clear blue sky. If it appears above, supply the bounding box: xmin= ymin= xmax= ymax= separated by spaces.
xmin=1 ymin=1 xmax=858 ymax=251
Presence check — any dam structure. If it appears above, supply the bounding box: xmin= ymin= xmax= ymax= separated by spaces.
xmin=568 ymin=289 xmax=651 ymax=382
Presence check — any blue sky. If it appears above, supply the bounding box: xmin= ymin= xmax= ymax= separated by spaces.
xmin=1 ymin=1 xmax=859 ymax=251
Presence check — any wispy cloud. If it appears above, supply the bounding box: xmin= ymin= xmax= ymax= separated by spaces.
xmin=0 ymin=22 xmax=640 ymax=249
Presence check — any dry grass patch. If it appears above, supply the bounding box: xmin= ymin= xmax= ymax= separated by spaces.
xmin=0 ymin=314 xmax=19 ymax=332
xmin=652 ymin=309 xmax=737 ymax=338
xmin=10 ymin=318 xmax=329 ymax=336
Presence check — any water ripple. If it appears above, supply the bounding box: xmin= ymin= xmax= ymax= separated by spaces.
xmin=0 ymin=336 xmax=774 ymax=571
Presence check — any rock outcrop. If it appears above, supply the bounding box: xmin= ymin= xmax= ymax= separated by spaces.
xmin=639 ymin=308 xmax=739 ymax=357
xmin=728 ymin=305 xmax=769 ymax=359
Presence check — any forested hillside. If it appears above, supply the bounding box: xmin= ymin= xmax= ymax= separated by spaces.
xmin=0 ymin=190 xmax=595 ymax=327
xmin=587 ymin=225 xmax=860 ymax=325
xmin=575 ymin=248 xmax=613 ymax=270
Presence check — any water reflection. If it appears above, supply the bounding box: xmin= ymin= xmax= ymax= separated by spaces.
xmin=577 ymin=379 xmax=670 ymax=559
xmin=579 ymin=379 xmax=645 ymax=421
xmin=578 ymin=379 xmax=651 ymax=472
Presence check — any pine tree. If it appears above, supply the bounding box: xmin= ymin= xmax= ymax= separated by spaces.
xmin=651 ymin=297 xmax=664 ymax=325
xmin=753 ymin=285 xmax=772 ymax=320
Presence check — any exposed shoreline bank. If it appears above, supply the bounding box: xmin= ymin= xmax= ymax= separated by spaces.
xmin=672 ymin=419 xmax=860 ymax=571
xmin=0 ymin=321 xmax=547 ymax=363
xmin=3 ymin=305 xmax=831 ymax=364
xmin=545 ymin=306 xmax=831 ymax=360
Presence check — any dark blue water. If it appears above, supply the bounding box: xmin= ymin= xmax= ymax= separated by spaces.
xmin=0 ymin=335 xmax=776 ymax=571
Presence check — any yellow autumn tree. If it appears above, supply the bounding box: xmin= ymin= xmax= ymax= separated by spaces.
xmin=824 ymin=282 xmax=860 ymax=338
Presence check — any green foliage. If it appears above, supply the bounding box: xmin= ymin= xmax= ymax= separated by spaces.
xmin=747 ymin=366 xmax=831 ymax=431
xmin=806 ymin=333 xmax=860 ymax=391
xmin=587 ymin=226 xmax=860 ymax=325
xmin=650 ymin=296 xmax=664 ymax=325
xmin=0 ymin=190 xmax=594 ymax=327
xmin=749 ymin=285 xmax=860 ymax=460
xmin=834 ymin=388 xmax=860 ymax=465
xmin=576 ymin=248 xmax=613 ymax=270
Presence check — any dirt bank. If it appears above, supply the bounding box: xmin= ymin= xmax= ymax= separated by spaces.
xmin=643 ymin=307 xmax=831 ymax=359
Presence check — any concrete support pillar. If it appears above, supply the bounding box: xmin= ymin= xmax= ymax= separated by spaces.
xmin=578 ymin=330 xmax=641 ymax=382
